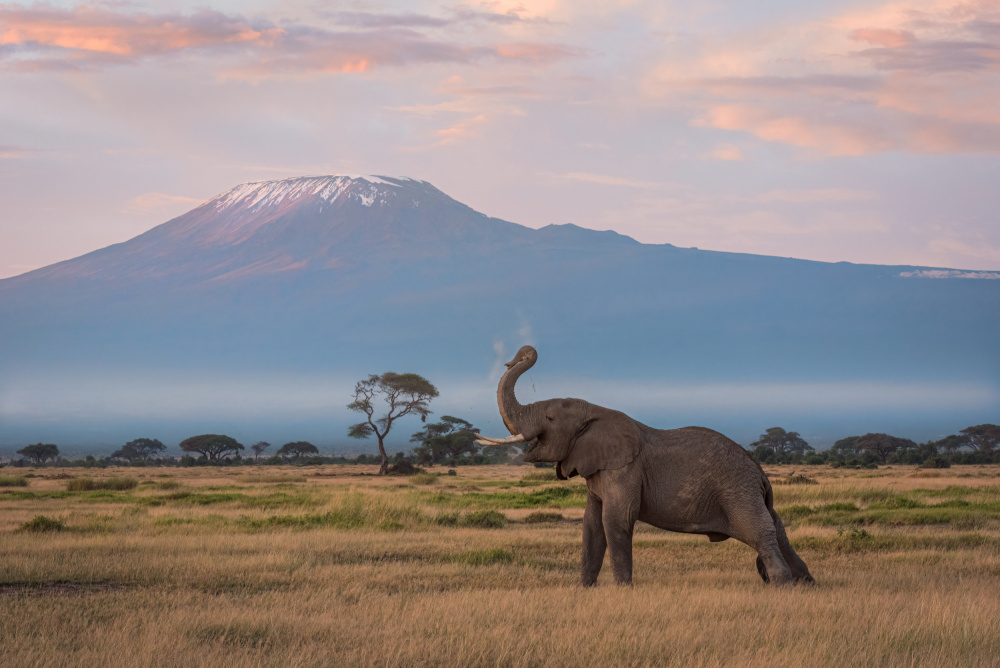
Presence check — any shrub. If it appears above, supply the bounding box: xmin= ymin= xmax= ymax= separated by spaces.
xmin=387 ymin=461 xmax=423 ymax=476
xmin=447 ymin=469 xmax=457 ymax=476
xmin=0 ymin=474 xmax=29 ymax=487
xmin=523 ymin=511 xmax=564 ymax=523
xmin=464 ymin=510 xmax=507 ymax=528
xmin=66 ymin=477 xmax=138 ymax=491
xmin=433 ymin=512 xmax=460 ymax=526
xmin=921 ymin=457 xmax=951 ymax=469
xmin=20 ymin=515 xmax=65 ymax=532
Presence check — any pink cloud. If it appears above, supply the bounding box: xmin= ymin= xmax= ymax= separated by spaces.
xmin=681 ymin=0 xmax=1000 ymax=155
xmin=0 ymin=4 xmax=580 ymax=74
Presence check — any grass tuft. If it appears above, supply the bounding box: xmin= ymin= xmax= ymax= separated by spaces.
xmin=464 ymin=510 xmax=507 ymax=528
xmin=410 ymin=472 xmax=439 ymax=485
xmin=19 ymin=515 xmax=65 ymax=532
xmin=0 ymin=474 xmax=29 ymax=487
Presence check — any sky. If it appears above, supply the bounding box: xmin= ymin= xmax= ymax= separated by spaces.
xmin=2 ymin=0 xmax=1000 ymax=279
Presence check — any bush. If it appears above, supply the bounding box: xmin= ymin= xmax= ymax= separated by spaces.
xmin=523 ymin=511 xmax=564 ymax=523
xmin=387 ymin=461 xmax=423 ymax=476
xmin=921 ymin=457 xmax=951 ymax=469
xmin=464 ymin=510 xmax=508 ymax=528
xmin=0 ymin=474 xmax=28 ymax=487
xmin=20 ymin=515 xmax=65 ymax=532
xmin=447 ymin=469 xmax=457 ymax=476
xmin=66 ymin=477 xmax=138 ymax=491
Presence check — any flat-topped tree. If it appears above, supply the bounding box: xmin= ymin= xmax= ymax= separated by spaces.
xmin=112 ymin=438 xmax=165 ymax=462
xmin=17 ymin=443 xmax=59 ymax=465
xmin=179 ymin=434 xmax=243 ymax=461
xmin=277 ymin=441 xmax=319 ymax=460
xmin=348 ymin=372 xmax=438 ymax=475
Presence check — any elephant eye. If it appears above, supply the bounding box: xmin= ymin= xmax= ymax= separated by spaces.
xmin=545 ymin=415 xmax=554 ymax=421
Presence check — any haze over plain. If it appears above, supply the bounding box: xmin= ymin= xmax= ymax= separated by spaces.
xmin=1 ymin=1 xmax=998 ymax=454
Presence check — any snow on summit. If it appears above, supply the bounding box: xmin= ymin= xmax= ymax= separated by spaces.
xmin=212 ymin=175 xmax=413 ymax=213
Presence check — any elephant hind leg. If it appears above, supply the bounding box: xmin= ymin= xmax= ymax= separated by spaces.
xmin=729 ymin=510 xmax=793 ymax=585
xmin=770 ymin=508 xmax=815 ymax=584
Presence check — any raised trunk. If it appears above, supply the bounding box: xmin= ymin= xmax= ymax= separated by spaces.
xmin=497 ymin=346 xmax=537 ymax=435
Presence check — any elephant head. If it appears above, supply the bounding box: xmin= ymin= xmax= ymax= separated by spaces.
xmin=477 ymin=346 xmax=640 ymax=479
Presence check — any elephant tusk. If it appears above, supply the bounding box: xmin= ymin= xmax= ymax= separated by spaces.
xmin=474 ymin=433 xmax=526 ymax=446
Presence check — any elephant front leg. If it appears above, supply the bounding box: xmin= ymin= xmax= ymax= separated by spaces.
xmin=581 ymin=494 xmax=606 ymax=587
xmin=602 ymin=498 xmax=638 ymax=586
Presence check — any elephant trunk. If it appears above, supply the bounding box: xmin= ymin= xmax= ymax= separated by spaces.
xmin=497 ymin=345 xmax=537 ymax=435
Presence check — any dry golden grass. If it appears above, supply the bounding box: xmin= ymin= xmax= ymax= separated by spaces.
xmin=3 ymin=464 xmax=1000 ymax=667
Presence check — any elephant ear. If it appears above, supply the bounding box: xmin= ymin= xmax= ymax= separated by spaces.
xmin=560 ymin=406 xmax=640 ymax=479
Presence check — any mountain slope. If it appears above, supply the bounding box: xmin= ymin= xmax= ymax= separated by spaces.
xmin=1 ymin=175 xmax=997 ymax=448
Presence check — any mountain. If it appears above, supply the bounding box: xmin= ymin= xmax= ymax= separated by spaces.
xmin=1 ymin=175 xmax=998 ymax=451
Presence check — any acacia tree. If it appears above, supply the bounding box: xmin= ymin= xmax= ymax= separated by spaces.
xmin=250 ymin=441 xmax=272 ymax=462
xmin=347 ymin=372 xmax=438 ymax=475
xmin=277 ymin=441 xmax=319 ymax=460
xmin=179 ymin=434 xmax=243 ymax=461
xmin=112 ymin=438 xmax=166 ymax=463
xmin=410 ymin=416 xmax=480 ymax=466
xmin=959 ymin=424 xmax=1000 ymax=453
xmin=750 ymin=427 xmax=813 ymax=459
xmin=855 ymin=432 xmax=916 ymax=463
xmin=17 ymin=443 xmax=60 ymax=465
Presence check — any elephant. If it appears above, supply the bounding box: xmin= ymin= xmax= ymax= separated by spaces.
xmin=475 ymin=345 xmax=815 ymax=587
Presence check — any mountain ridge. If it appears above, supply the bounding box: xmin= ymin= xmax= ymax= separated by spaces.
xmin=1 ymin=175 xmax=997 ymax=447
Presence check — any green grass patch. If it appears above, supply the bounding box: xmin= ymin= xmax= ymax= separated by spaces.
xmin=66 ymin=477 xmax=138 ymax=491
xmin=238 ymin=493 xmax=420 ymax=532
xmin=0 ymin=474 xmax=29 ymax=487
xmin=236 ymin=474 xmax=307 ymax=484
xmin=433 ymin=512 xmax=460 ymax=526
xmin=423 ymin=485 xmax=587 ymax=510
xmin=521 ymin=470 xmax=559 ymax=482
xmin=19 ymin=515 xmax=65 ymax=532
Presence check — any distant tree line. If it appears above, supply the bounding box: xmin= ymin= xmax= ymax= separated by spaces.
xmin=746 ymin=424 xmax=1000 ymax=467
xmin=6 ymin=424 xmax=998 ymax=470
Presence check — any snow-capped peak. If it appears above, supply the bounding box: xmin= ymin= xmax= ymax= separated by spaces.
xmin=211 ymin=175 xmax=413 ymax=213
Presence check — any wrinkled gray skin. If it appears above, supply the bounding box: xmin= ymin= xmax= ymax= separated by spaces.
xmin=491 ymin=346 xmax=814 ymax=587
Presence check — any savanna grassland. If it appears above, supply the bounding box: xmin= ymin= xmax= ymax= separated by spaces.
xmin=3 ymin=465 xmax=1000 ymax=667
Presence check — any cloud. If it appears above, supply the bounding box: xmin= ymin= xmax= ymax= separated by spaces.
xmin=0 ymin=4 xmax=580 ymax=75
xmin=710 ymin=143 xmax=743 ymax=160
xmin=648 ymin=0 xmax=1000 ymax=155
xmin=433 ymin=114 xmax=489 ymax=144
xmin=123 ymin=192 xmax=205 ymax=214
